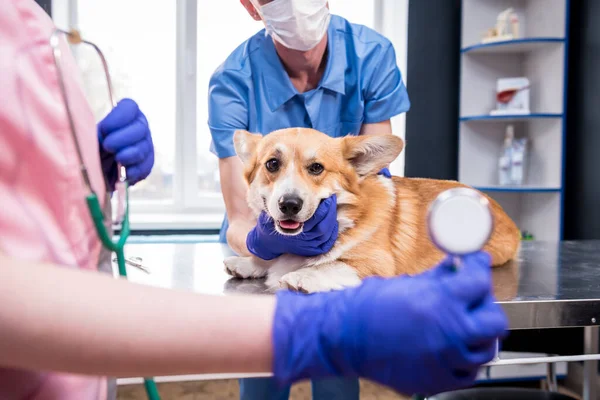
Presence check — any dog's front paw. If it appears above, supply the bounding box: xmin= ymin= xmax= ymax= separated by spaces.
xmin=223 ymin=256 xmax=267 ymax=279
xmin=279 ymin=265 xmax=362 ymax=294
xmin=278 ymin=269 xmax=331 ymax=294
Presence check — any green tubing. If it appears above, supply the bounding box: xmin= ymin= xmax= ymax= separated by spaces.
xmin=86 ymin=192 xmax=129 ymax=252
xmin=143 ymin=378 xmax=161 ymax=400
xmin=116 ymin=248 xmax=128 ymax=278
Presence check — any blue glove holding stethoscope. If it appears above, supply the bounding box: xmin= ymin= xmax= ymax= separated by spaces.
xmin=273 ymin=252 xmax=506 ymax=396
xmin=98 ymin=98 xmax=154 ymax=190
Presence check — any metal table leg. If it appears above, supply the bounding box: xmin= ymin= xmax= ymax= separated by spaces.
xmin=547 ymin=363 xmax=558 ymax=392
xmin=583 ymin=326 xmax=599 ymax=400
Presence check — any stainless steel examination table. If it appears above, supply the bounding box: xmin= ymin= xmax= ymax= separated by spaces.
xmin=116 ymin=240 xmax=600 ymax=399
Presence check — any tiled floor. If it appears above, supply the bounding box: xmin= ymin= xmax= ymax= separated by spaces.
xmin=117 ymin=379 xmax=407 ymax=400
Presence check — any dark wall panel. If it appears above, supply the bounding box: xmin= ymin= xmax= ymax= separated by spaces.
xmin=405 ymin=0 xmax=461 ymax=180
xmin=564 ymin=0 xmax=600 ymax=240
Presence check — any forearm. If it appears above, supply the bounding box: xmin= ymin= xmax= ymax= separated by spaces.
xmin=0 ymin=254 xmax=274 ymax=377
xmin=218 ymin=156 xmax=256 ymax=256
xmin=359 ymin=120 xmax=392 ymax=136
xmin=227 ymin=218 xmax=255 ymax=256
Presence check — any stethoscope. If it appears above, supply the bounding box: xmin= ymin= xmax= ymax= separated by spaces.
xmin=49 ymin=28 xmax=161 ymax=400
xmin=414 ymin=187 xmax=497 ymax=400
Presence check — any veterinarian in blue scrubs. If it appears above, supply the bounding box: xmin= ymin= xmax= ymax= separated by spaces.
xmin=208 ymin=1 xmax=409 ymax=399
xmin=208 ymin=0 xmax=410 ymax=400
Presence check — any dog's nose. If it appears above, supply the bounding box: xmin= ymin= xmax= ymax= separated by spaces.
xmin=278 ymin=195 xmax=303 ymax=216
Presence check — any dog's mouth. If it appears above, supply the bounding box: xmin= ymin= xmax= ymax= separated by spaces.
xmin=276 ymin=219 xmax=304 ymax=235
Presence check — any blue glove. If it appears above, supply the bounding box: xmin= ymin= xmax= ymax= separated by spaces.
xmin=273 ymin=252 xmax=507 ymax=396
xmin=378 ymin=167 xmax=392 ymax=178
xmin=98 ymin=98 xmax=154 ymax=190
xmin=246 ymin=194 xmax=339 ymax=260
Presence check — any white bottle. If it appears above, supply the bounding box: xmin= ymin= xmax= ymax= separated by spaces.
xmin=498 ymin=125 xmax=514 ymax=186
xmin=511 ymin=137 xmax=528 ymax=186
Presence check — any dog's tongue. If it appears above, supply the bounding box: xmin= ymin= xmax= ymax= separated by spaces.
xmin=280 ymin=220 xmax=301 ymax=230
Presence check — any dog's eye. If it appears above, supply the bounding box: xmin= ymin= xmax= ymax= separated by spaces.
xmin=308 ymin=163 xmax=324 ymax=175
xmin=265 ymin=158 xmax=280 ymax=173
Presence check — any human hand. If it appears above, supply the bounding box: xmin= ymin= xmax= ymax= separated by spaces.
xmin=98 ymin=98 xmax=154 ymax=190
xmin=378 ymin=167 xmax=392 ymax=178
xmin=272 ymin=252 xmax=507 ymax=396
xmin=246 ymin=194 xmax=339 ymax=260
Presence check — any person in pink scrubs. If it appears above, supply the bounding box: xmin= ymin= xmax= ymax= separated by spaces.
xmin=0 ymin=1 xmax=507 ymax=399
xmin=1 ymin=0 xmax=155 ymax=398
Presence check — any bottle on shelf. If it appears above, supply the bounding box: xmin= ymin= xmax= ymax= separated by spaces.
xmin=510 ymin=137 xmax=528 ymax=185
xmin=498 ymin=124 xmax=514 ymax=186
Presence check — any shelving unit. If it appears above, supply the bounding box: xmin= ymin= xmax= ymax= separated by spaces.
xmin=459 ymin=0 xmax=570 ymax=241
xmin=460 ymin=113 xmax=563 ymax=122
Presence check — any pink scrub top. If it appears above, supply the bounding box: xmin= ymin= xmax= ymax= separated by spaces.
xmin=0 ymin=0 xmax=114 ymax=398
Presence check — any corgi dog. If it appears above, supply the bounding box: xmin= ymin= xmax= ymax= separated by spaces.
xmin=224 ymin=128 xmax=520 ymax=293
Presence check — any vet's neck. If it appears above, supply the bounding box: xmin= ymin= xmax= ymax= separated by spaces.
xmin=273 ymin=35 xmax=328 ymax=93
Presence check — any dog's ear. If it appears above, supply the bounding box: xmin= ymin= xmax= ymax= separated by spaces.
xmin=343 ymin=134 xmax=404 ymax=177
xmin=234 ymin=130 xmax=262 ymax=165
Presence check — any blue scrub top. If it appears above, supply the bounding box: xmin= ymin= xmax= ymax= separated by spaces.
xmin=208 ymin=15 xmax=410 ymax=243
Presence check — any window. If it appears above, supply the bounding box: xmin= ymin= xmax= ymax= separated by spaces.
xmin=51 ymin=0 xmax=408 ymax=230
xmin=196 ymin=3 xmax=260 ymax=204
xmin=76 ymin=1 xmax=177 ymax=204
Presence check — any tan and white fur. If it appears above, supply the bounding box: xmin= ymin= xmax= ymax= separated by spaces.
xmin=224 ymin=128 xmax=521 ymax=293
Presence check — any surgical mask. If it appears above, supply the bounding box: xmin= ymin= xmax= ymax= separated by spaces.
xmin=251 ymin=0 xmax=331 ymax=51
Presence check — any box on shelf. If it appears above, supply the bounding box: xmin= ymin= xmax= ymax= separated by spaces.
xmin=490 ymin=77 xmax=530 ymax=116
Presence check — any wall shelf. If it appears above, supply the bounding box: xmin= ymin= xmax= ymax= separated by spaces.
xmin=462 ymin=37 xmax=565 ymax=54
xmin=475 ymin=186 xmax=562 ymax=193
xmin=460 ymin=113 xmax=563 ymax=122
xmin=459 ymin=0 xmax=570 ymax=242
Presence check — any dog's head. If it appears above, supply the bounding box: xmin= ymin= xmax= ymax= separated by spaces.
xmin=234 ymin=127 xmax=404 ymax=235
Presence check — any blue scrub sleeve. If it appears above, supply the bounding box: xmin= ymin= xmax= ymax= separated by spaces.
xmin=362 ymin=44 xmax=411 ymax=124
xmin=208 ymin=68 xmax=249 ymax=159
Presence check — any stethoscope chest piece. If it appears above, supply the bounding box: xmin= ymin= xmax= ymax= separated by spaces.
xmin=427 ymin=187 xmax=494 ymax=256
